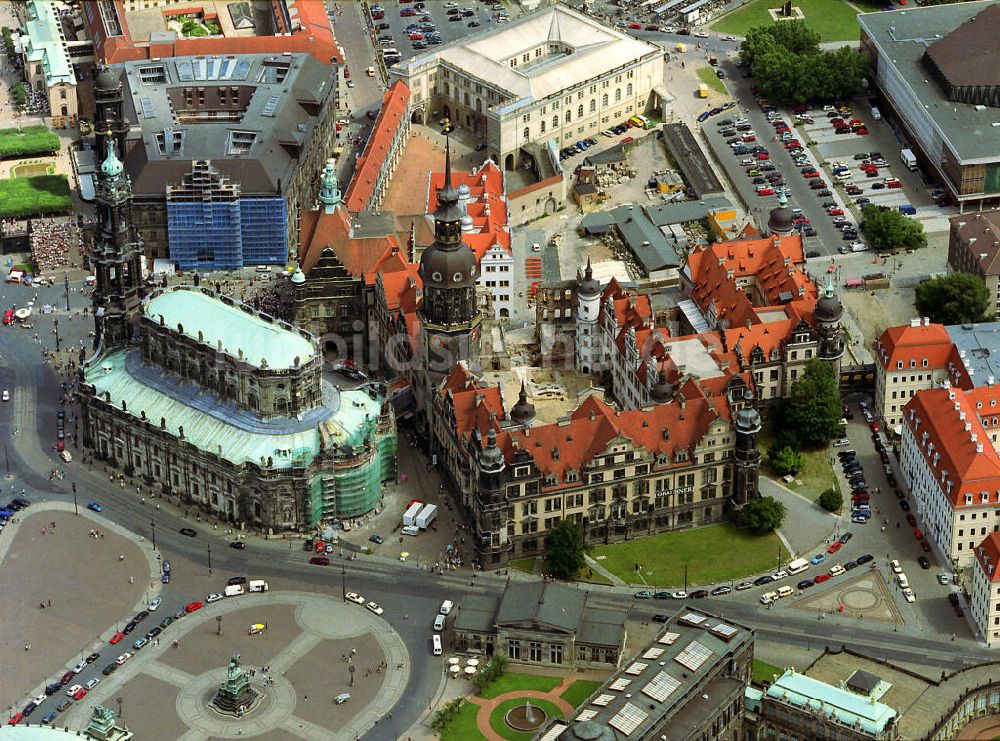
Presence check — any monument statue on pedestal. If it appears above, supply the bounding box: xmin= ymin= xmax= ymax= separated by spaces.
xmin=84 ymin=704 xmax=133 ymax=741
xmin=211 ymin=653 xmax=260 ymax=715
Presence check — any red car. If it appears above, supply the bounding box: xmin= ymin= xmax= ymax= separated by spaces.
xmin=906 ymin=513 xmax=917 ymax=526
xmin=757 ymin=152 xmax=769 ymax=160
xmin=855 ymin=127 xmax=869 ymax=135
xmin=742 ymin=134 xmax=756 ymax=142
xmin=785 ymin=141 xmax=801 ymax=149
xmin=886 ymin=180 xmax=902 ymax=188
xmin=870 ymin=422 xmax=880 ymax=433
xmin=408 ymin=32 xmax=423 ymax=40
xmin=310 ymin=556 xmax=331 ymax=566
xmin=827 ymin=208 xmax=844 ymax=216
xmin=315 ymin=541 xmax=325 ymax=553
xmin=921 ymin=539 xmax=931 ymax=552
xmin=628 ymin=22 xmax=641 ymax=28
xmin=185 ymin=601 xmax=203 ymax=613
xmin=8 ymin=713 xmax=24 ymax=725
xmin=109 ymin=632 xmax=125 ymax=645
xmin=757 ymin=187 xmax=774 ymax=196
xmin=827 ymin=541 xmax=842 ymax=554
xmin=60 ymin=670 xmax=75 ymax=685
xmin=72 ymin=688 xmax=87 ymax=701
xmin=814 ymin=573 xmax=831 ymax=583
xmin=2 ymin=309 xmax=13 ymax=325
xmin=622 ymin=136 xmax=634 ymax=144
xmin=803 ymin=171 xmax=820 ymax=178
xmin=914 ymin=528 xmax=924 ymax=540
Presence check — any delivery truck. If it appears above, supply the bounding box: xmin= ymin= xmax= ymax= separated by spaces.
xmin=698 ymin=83 xmax=708 ymax=98
xmin=415 ymin=503 xmax=438 ymax=529
xmin=900 ymin=148 xmax=917 ymax=171
xmin=248 ymin=580 xmax=269 ymax=593
xmin=403 ymin=501 xmax=423 ymax=527
xmin=224 ymin=584 xmax=245 ymax=597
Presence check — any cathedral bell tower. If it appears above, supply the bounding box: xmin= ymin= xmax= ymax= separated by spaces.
xmin=732 ymin=386 xmax=762 ymax=511
xmin=94 ymin=65 xmax=130 ymax=166
xmin=92 ymin=136 xmax=144 ymax=350
xmin=417 ymin=122 xmax=481 ymax=387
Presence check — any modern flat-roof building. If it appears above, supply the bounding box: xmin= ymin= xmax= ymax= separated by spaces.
xmin=390 ymin=4 xmax=666 ymax=172
xmin=858 ymin=3 xmax=1000 ymax=209
xmin=537 ymin=608 xmax=752 ymax=741
xmin=110 ymin=53 xmax=337 ymax=267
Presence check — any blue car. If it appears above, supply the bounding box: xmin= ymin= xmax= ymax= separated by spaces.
xmin=809 ymin=553 xmax=825 ymax=565
xmin=87 ymin=501 xmax=104 ymax=512
xmin=161 ymin=572 xmax=170 ymax=584
xmin=42 ymin=711 xmax=57 ymax=725
xmin=697 ymin=111 xmax=711 ymax=122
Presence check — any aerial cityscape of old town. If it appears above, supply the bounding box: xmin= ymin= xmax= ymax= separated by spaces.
xmin=1 ymin=0 xmax=1000 ymax=739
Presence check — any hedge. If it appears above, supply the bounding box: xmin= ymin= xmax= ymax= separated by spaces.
xmin=0 ymin=125 xmax=61 ymax=159
xmin=0 ymin=175 xmax=72 ymax=219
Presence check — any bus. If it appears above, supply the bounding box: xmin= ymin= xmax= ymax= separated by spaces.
xmin=787 ymin=558 xmax=810 ymax=575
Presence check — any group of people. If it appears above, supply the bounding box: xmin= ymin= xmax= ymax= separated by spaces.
xmin=30 ymin=219 xmax=81 ymax=273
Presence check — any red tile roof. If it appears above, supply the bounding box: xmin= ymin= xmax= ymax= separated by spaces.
xmin=344 ymin=81 xmax=410 ymax=213
xmin=874 ymin=322 xmax=954 ymax=371
xmin=904 ymin=385 xmax=1000 ymax=510
xmin=298 ymin=205 xmax=404 ymax=278
xmin=684 ymin=234 xmax=814 ymax=329
xmin=505 ymin=390 xmax=719 ymax=484
xmin=90 ymin=0 xmax=340 ymax=65
xmin=425 ymin=160 xmax=510 ymax=262
xmin=976 ymin=532 xmax=1000 ymax=583
xmin=440 ymin=363 xmax=506 ymax=442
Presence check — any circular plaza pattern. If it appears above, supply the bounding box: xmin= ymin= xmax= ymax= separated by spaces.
xmin=67 ymin=592 xmax=409 ymax=740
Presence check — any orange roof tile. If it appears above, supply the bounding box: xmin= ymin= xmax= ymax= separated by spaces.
xmin=904 ymin=385 xmax=1000 ymax=510
xmin=425 ymin=160 xmax=510 ymax=263
xmin=977 ymin=532 xmax=1000 ymax=583
xmin=875 ymin=322 xmax=955 ymax=372
xmin=505 ymin=393 xmax=718 ymax=482
xmin=344 ymin=81 xmax=410 ymax=213
xmin=298 ymin=205 xmax=404 ymax=277
xmin=440 ymin=364 xmax=506 ymax=440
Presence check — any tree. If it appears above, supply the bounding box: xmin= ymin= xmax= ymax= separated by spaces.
xmin=768 ymin=446 xmax=804 ymax=477
xmin=915 ymin=272 xmax=993 ymax=325
xmin=739 ymin=22 xmax=868 ymax=105
xmin=818 ymin=488 xmax=842 ymax=513
xmin=860 ymin=205 xmax=927 ymax=252
xmin=742 ymin=496 xmax=787 ymax=535
xmin=784 ymin=359 xmax=843 ymax=448
xmin=546 ymin=520 xmax=587 ymax=579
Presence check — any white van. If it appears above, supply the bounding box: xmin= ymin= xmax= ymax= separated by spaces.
xmin=896 ymin=573 xmax=909 ymax=589
xmin=432 ymin=634 xmax=442 ymax=655
xmin=402 ymin=524 xmax=420 ymax=536
xmin=777 ymin=585 xmax=794 ymax=598
xmin=760 ymin=591 xmax=779 ymax=605
xmin=248 ymin=580 xmax=269 ymax=593
xmin=433 ymin=614 xmax=446 ymax=631
xmin=787 ymin=558 xmax=809 ymax=576
xmin=439 ymin=600 xmax=454 ymax=616
xmin=224 ymin=584 xmax=244 ymax=597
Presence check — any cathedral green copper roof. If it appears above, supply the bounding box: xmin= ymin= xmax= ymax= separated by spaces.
xmin=144 ymin=288 xmax=314 ymax=370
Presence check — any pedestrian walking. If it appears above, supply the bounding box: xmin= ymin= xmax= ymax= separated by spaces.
xmin=47 ymin=598 xmax=51 ymax=607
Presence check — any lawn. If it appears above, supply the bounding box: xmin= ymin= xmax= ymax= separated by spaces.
xmin=510 ymin=557 xmax=538 ymax=575
xmin=711 ymin=0 xmax=867 ymax=43
xmin=591 ymin=523 xmax=788 ymax=587
xmin=478 ymin=672 xmax=562 ymax=700
xmin=752 ymin=658 xmax=784 ymax=686
xmin=510 ymin=556 xmax=612 ymax=585
xmin=489 ymin=698 xmax=565 ymax=741
xmin=439 ymin=701 xmax=481 ymax=741
xmin=759 ymin=428 xmax=837 ymax=503
xmin=0 ymin=125 xmax=60 ymax=158
xmin=560 ymin=679 xmax=603 ymax=708
xmin=696 ymin=66 xmax=728 ymax=95
xmin=0 ymin=175 xmax=71 ymax=219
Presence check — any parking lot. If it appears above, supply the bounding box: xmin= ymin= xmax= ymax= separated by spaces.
xmin=368 ymin=0 xmax=507 ymax=67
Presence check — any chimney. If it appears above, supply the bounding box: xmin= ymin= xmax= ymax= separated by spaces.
xmin=923 ymin=317 xmax=930 ymax=326
xmin=978 ymin=443 xmax=985 ymax=453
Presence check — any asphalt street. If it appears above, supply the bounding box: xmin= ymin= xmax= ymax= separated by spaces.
xmin=0 ymin=276 xmax=990 ymax=733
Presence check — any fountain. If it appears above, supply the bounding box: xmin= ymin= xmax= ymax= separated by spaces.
xmin=210 ymin=654 xmax=261 ymax=716
xmin=505 ymin=698 xmax=548 ymax=732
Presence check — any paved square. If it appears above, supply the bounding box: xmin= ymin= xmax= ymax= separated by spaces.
xmin=787 ymin=569 xmax=904 ymax=625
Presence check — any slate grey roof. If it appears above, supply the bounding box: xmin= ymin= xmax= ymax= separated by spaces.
xmin=117 ymin=52 xmax=334 ymax=197
xmin=576 ymin=607 xmax=627 ymax=648
xmin=453 ymin=594 xmax=500 ymax=633
xmin=495 ymin=582 xmax=585 ymax=633
xmin=661 ymin=123 xmax=725 ymax=198
xmin=847 ymin=669 xmax=882 ymax=694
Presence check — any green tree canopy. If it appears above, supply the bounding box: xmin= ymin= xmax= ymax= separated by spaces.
xmin=818 ymin=488 xmax=843 ymax=513
xmin=914 ymin=272 xmax=993 ymax=325
xmin=768 ymin=446 xmax=804 ymax=477
xmin=739 ymin=22 xmax=868 ymax=105
xmin=741 ymin=496 xmax=787 ymax=535
xmin=546 ymin=520 xmax=587 ymax=579
xmin=784 ymin=359 xmax=842 ymax=448
xmin=860 ymin=205 xmax=927 ymax=252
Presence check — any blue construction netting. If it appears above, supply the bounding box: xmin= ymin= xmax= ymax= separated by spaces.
xmin=240 ymin=197 xmax=287 ymax=265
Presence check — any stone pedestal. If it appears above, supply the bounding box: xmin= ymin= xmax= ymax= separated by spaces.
xmin=211 ymin=654 xmax=260 ymax=716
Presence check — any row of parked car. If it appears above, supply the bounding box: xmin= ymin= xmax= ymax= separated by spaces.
xmin=761 ymin=549 xmax=874 ymax=604
xmin=0 ymin=496 xmax=31 ymax=534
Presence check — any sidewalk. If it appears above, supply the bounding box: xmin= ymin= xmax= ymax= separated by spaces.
xmin=760 ymin=476 xmax=840 ymax=557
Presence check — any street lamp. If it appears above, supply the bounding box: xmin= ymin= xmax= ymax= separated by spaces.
xmin=341 ymin=565 xmax=347 ymax=603
xmin=349 ymin=663 xmax=355 ymax=687
xmin=216 ymin=616 xmax=222 ymax=636
xmin=116 ymin=697 xmax=122 ymax=719
xmin=53 ymin=318 xmax=60 ymax=353
xmin=207 ymin=543 xmax=212 ymax=575
xmin=150 ymin=518 xmax=156 ymax=551
xmin=72 ymin=482 xmax=78 ymax=515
